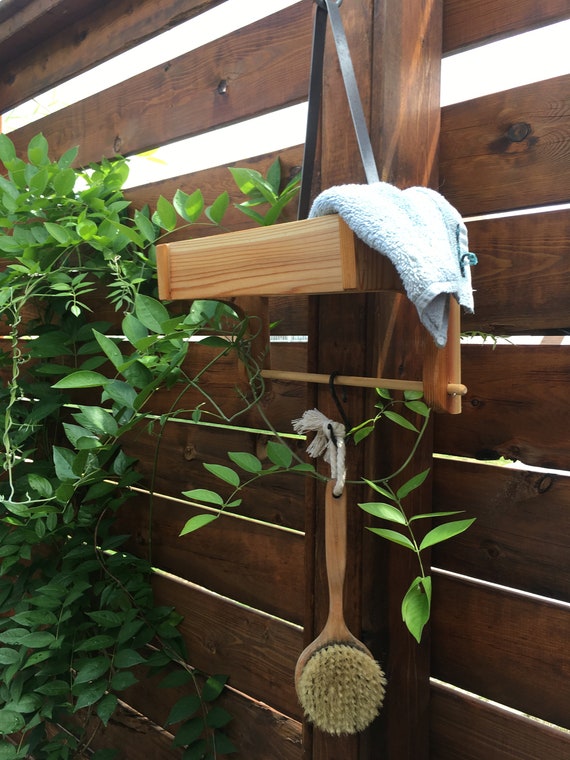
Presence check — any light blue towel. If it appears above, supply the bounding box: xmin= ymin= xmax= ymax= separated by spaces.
xmin=309 ymin=182 xmax=477 ymax=347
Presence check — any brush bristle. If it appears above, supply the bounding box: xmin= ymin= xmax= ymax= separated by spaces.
xmin=296 ymin=642 xmax=387 ymax=735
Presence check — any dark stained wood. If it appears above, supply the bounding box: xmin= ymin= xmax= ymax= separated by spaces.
xmin=152 ymin=572 xmax=304 ymax=720
xmin=430 ymin=680 xmax=570 ymax=760
xmin=443 ymin=0 xmax=570 ymax=53
xmin=8 ymin=2 xmax=313 ymax=166
xmin=114 ymin=493 xmax=305 ymax=624
xmin=306 ymin=0 xmax=442 ymax=757
xmin=434 ymin=344 xmax=570 ymax=470
xmin=431 ymin=572 xmax=570 ymax=730
xmin=463 ymin=209 xmax=570 ymax=333
xmin=432 ymin=459 xmax=570 ymax=602
xmin=0 ymin=0 xmax=102 ymax=67
xmin=0 ymin=0 xmax=227 ymax=109
xmin=440 ymin=75 xmax=570 ymax=216
xmin=123 ymin=668 xmax=303 ymax=760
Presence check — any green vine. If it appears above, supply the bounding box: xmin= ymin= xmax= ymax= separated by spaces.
xmin=0 ymin=131 xmax=299 ymax=758
xmin=180 ymin=388 xmax=474 ymax=644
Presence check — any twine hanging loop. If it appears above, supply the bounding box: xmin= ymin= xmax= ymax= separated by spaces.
xmin=292 ymin=409 xmax=346 ymax=496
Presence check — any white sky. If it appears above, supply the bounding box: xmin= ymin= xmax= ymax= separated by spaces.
xmin=2 ymin=1 xmax=569 ymax=188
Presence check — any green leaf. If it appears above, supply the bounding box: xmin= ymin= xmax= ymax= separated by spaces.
xmin=103 ymin=379 xmax=137 ymax=410
xmin=0 ymin=741 xmax=18 ymax=759
xmin=206 ymin=705 xmax=232 ymax=729
xmin=153 ymin=195 xmax=177 ymax=232
xmin=96 ymin=693 xmax=118 ymax=727
xmin=0 ymin=134 xmax=16 ymax=164
xmin=367 ymin=527 xmax=415 ymax=551
xmin=203 ymin=463 xmax=240 ymax=487
xmin=172 ymin=717 xmax=203 ymax=748
xmin=53 ymin=167 xmax=77 ymax=196
xmin=266 ymin=441 xmax=293 ymax=468
xmin=134 ymin=209 xmax=157 ymax=242
xmin=27 ymin=133 xmax=49 ymax=166
xmin=12 ymin=609 xmax=58 ymax=627
xmin=173 ymin=188 xmax=204 ymax=223
xmin=52 ymin=446 xmax=77 ymax=482
xmin=362 ymin=478 xmax=394 ymax=500
xmin=165 ymin=695 xmax=201 ymax=726
xmin=86 ymin=610 xmax=123 ymax=628
xmin=396 ymin=468 xmax=431 ymax=500
xmin=202 ymin=674 xmax=228 ymax=701
xmin=182 ymin=488 xmax=223 ymax=507
xmin=409 ymin=510 xmax=463 ymax=522
xmin=110 ymin=671 xmax=138 ymax=691
xmin=44 ymin=221 xmax=71 ymax=245
xmin=134 ymin=293 xmax=170 ymax=333
xmin=92 ymin=330 xmax=123 ymax=369
xmin=205 ymin=191 xmax=229 ymax=224
xmin=27 ymin=473 xmax=53 ymax=498
xmin=73 ymin=679 xmax=107 ymax=711
xmin=58 ymin=145 xmax=79 ymax=168
xmin=179 ymin=514 xmax=218 ymax=536
xmin=0 ymin=649 xmax=20 ymax=665
xmin=419 ymin=518 xmax=475 ymax=552
xmin=122 ymin=313 xmax=148 ymax=344
xmin=227 ymin=451 xmax=262 ymax=473
xmin=34 ymin=680 xmax=69 ymax=696
xmin=76 ymin=635 xmax=117 ymax=652
xmin=401 ymin=576 xmax=431 ymax=643
xmin=383 ymin=410 xmax=418 ymax=432
xmin=404 ymin=399 xmax=430 ymax=417
xmin=74 ymin=657 xmax=111 ymax=685
xmin=353 ymin=425 xmax=374 ymax=444
xmin=113 ymin=649 xmax=146 ymax=668
xmin=52 ymin=370 xmax=107 ymax=389
xmin=74 ymin=405 xmax=118 ymax=436
xmin=358 ymin=502 xmax=406 ymax=524
xmin=0 ymin=709 xmax=25 ymax=735
xmin=20 ymin=631 xmax=56 ymax=648
xmin=213 ymin=731 xmax=237 ymax=754
xmin=403 ymin=390 xmax=424 ymax=401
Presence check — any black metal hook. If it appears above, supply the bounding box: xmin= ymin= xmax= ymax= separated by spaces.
xmin=328 ymin=372 xmax=352 ymax=434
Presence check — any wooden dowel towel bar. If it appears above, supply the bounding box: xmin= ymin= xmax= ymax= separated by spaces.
xmin=260 ymin=369 xmax=467 ymax=396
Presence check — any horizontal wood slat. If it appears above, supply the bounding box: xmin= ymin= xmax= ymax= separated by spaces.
xmin=431 ymin=572 xmax=570 ymax=729
xmin=434 ymin=344 xmax=570 ymax=469
xmin=115 ymin=493 xmax=305 ymax=624
xmin=152 ymin=572 xmax=303 ymax=720
xmin=440 ymin=75 xmax=570 ymax=216
xmin=7 ymin=2 xmax=313 ymax=166
xmin=121 ymin=422 xmax=307 ymax=531
xmin=122 ymin=668 xmax=303 ymax=760
xmin=430 ymin=681 xmax=570 ymax=760
xmin=432 ymin=458 xmax=570 ymax=602
xmin=463 ymin=209 xmax=570 ymax=333
xmin=0 ymin=0 xmax=226 ymax=110
xmin=443 ymin=0 xmax=570 ymax=54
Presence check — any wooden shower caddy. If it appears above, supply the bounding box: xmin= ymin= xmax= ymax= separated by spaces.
xmin=156 ymin=215 xmax=466 ymax=413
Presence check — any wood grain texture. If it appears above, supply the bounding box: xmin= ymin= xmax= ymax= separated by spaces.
xmin=0 ymin=0 xmax=227 ymax=110
xmin=431 ymin=572 xmax=570 ymax=730
xmin=430 ymin=681 xmax=570 ymax=760
xmin=440 ymin=75 xmax=570 ymax=216
xmin=443 ymin=0 xmax=570 ymax=53
xmin=122 ymin=668 xmax=303 ymax=760
xmin=432 ymin=458 xmax=570 ymax=602
xmin=463 ymin=209 xmax=570 ymax=333
xmin=434 ymin=344 xmax=570 ymax=469
xmin=8 ymin=2 xmax=313 ymax=166
xmin=152 ymin=572 xmax=303 ymax=720
xmin=114 ymin=493 xmax=305 ymax=624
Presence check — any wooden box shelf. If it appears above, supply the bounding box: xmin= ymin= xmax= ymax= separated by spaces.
xmin=156 ymin=215 xmax=400 ymax=300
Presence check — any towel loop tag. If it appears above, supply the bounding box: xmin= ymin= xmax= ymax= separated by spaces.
xmin=299 ymin=0 xmax=380 ymax=219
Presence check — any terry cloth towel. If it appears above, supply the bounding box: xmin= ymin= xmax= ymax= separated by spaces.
xmin=309 ymin=182 xmax=477 ymax=347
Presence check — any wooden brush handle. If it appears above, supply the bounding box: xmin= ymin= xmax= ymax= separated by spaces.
xmin=324 ymin=480 xmax=349 ymax=638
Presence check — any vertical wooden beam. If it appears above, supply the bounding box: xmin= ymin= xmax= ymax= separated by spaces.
xmin=304 ymin=1 xmax=443 ymax=758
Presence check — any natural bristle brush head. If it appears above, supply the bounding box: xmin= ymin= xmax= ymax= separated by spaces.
xmin=296 ymin=642 xmax=387 ymax=735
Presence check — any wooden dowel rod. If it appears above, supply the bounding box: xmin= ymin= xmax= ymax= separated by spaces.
xmin=261 ymin=369 xmax=467 ymax=396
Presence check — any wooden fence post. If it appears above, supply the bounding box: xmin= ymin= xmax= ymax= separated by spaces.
xmin=304 ymin=1 xmax=442 ymax=758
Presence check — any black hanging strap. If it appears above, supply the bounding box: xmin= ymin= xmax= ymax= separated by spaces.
xmin=298 ymin=0 xmax=380 ymax=220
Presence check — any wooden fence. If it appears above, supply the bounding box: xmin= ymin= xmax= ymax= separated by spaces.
xmin=1 ymin=0 xmax=569 ymax=758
